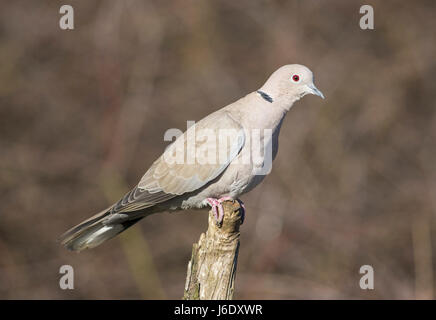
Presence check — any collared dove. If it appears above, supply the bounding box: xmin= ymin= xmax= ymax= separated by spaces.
xmin=61 ymin=64 xmax=324 ymax=251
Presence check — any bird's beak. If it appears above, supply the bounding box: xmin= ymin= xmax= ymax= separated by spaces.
xmin=307 ymin=83 xmax=325 ymax=99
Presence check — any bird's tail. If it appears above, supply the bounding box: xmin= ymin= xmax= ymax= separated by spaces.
xmin=59 ymin=208 xmax=143 ymax=252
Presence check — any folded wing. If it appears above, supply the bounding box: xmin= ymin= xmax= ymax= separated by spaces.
xmin=109 ymin=111 xmax=245 ymax=215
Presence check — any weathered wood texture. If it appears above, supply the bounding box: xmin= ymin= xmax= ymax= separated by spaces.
xmin=183 ymin=200 xmax=243 ymax=300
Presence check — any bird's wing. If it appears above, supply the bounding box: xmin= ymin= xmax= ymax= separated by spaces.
xmin=109 ymin=110 xmax=245 ymax=215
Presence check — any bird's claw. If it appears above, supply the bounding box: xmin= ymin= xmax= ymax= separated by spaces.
xmin=206 ymin=197 xmax=245 ymax=226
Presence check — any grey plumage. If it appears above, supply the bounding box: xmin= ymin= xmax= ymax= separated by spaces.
xmin=61 ymin=64 xmax=324 ymax=251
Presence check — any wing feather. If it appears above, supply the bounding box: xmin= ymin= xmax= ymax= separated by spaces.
xmin=109 ymin=111 xmax=245 ymax=215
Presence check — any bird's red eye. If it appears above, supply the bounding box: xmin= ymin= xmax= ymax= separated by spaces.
xmin=292 ymin=75 xmax=300 ymax=82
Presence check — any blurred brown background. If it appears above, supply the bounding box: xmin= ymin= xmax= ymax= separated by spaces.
xmin=1 ymin=0 xmax=435 ymax=299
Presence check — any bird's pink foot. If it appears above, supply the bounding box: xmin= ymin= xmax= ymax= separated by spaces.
xmin=206 ymin=197 xmax=228 ymax=225
xmin=206 ymin=197 xmax=245 ymax=225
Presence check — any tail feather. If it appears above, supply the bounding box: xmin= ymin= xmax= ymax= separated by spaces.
xmin=60 ymin=209 xmax=143 ymax=251
xmin=60 ymin=208 xmax=111 ymax=244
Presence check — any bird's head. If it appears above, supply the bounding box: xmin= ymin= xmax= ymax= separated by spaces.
xmin=258 ymin=64 xmax=324 ymax=110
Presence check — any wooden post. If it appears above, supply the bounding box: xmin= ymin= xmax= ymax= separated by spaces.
xmin=183 ymin=200 xmax=243 ymax=300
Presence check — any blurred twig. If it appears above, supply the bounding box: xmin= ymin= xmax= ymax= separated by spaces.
xmin=411 ymin=215 xmax=434 ymax=300
xmin=94 ymin=0 xmax=166 ymax=299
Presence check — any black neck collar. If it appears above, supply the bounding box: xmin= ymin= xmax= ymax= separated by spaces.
xmin=257 ymin=90 xmax=273 ymax=103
